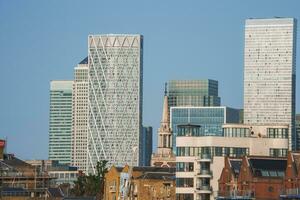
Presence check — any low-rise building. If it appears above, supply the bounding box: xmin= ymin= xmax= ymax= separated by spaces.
xmin=0 ymin=153 xmax=52 ymax=198
xmin=25 ymin=160 xmax=80 ymax=187
xmin=281 ymin=151 xmax=300 ymax=199
xmin=176 ymin=123 xmax=289 ymax=200
xmin=47 ymin=165 xmax=79 ymax=187
xmin=104 ymin=165 xmax=175 ymax=200
xmin=218 ymin=156 xmax=287 ymax=200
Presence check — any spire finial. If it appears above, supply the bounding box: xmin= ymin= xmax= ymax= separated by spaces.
xmin=164 ymin=82 xmax=167 ymax=96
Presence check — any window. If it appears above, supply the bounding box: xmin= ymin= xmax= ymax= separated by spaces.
xmin=176 ymin=178 xmax=193 ymax=187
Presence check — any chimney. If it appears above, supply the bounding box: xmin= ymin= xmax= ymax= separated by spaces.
xmin=0 ymin=139 xmax=5 ymax=160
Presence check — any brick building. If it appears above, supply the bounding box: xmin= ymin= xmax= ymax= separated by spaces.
xmin=281 ymin=151 xmax=300 ymax=199
xmin=218 ymin=157 xmax=242 ymax=197
xmin=218 ymin=156 xmax=287 ymax=200
xmin=0 ymin=154 xmax=52 ymax=198
xmin=104 ymin=165 xmax=175 ymax=200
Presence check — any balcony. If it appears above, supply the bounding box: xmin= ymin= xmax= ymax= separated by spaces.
xmin=196 ymin=169 xmax=212 ymax=178
xmin=197 ymin=154 xmax=212 ymax=162
xmin=196 ymin=184 xmax=212 ymax=194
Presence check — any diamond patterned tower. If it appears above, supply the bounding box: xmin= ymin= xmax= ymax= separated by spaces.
xmin=87 ymin=34 xmax=143 ymax=174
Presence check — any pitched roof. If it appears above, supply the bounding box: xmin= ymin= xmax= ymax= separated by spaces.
xmin=291 ymin=152 xmax=300 ymax=173
xmin=229 ymin=159 xmax=242 ymax=178
xmin=48 ymin=188 xmax=64 ymax=198
xmin=132 ymin=166 xmax=175 ymax=173
xmin=136 ymin=172 xmax=175 ymax=180
xmin=2 ymin=154 xmax=34 ymax=169
xmin=248 ymin=157 xmax=287 ymax=178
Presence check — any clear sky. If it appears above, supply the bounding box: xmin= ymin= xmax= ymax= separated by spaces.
xmin=0 ymin=0 xmax=300 ymax=160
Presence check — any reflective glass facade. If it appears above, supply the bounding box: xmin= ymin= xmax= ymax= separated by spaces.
xmin=297 ymin=114 xmax=300 ymax=149
xmin=171 ymin=107 xmax=240 ymax=153
xmin=171 ymin=107 xmax=239 ymax=136
xmin=49 ymin=81 xmax=73 ymax=164
xmin=168 ymin=80 xmax=220 ymax=109
xmin=140 ymin=126 xmax=153 ymax=166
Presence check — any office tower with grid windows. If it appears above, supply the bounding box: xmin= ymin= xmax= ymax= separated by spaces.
xmin=244 ymin=18 xmax=297 ymax=150
xmin=49 ymin=80 xmax=73 ymax=164
xmin=167 ymin=80 xmax=220 ymax=109
xmin=87 ymin=34 xmax=143 ymax=173
xmin=72 ymin=57 xmax=88 ymax=172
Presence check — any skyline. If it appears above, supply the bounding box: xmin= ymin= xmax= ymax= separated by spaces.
xmin=1 ymin=0 xmax=300 ymax=160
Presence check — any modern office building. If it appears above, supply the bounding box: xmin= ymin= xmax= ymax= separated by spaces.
xmin=151 ymin=95 xmax=176 ymax=168
xmin=168 ymin=80 xmax=221 ymax=109
xmin=87 ymin=34 xmax=143 ymax=173
xmin=72 ymin=57 xmax=89 ymax=172
xmin=49 ymin=80 xmax=73 ymax=164
xmin=175 ymin=123 xmax=289 ymax=200
xmin=296 ymin=114 xmax=300 ymax=150
xmin=243 ymin=18 xmax=297 ymax=150
xmin=140 ymin=126 xmax=153 ymax=166
xmin=170 ymin=106 xmax=240 ymax=150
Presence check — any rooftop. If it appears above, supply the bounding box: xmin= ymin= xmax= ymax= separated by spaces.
xmin=79 ymin=57 xmax=88 ymax=65
xmin=248 ymin=156 xmax=287 ymax=178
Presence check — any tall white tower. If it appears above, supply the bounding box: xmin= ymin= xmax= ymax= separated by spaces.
xmin=72 ymin=57 xmax=89 ymax=172
xmin=244 ymin=18 xmax=297 ymax=149
xmin=87 ymin=34 xmax=143 ymax=173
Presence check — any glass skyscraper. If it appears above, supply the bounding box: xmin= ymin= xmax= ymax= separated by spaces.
xmin=49 ymin=80 xmax=73 ymax=164
xmin=140 ymin=126 xmax=153 ymax=166
xmin=168 ymin=80 xmax=220 ymax=109
xmin=87 ymin=34 xmax=143 ymax=173
xmin=243 ymin=18 xmax=297 ymax=150
xmin=296 ymin=114 xmax=300 ymax=149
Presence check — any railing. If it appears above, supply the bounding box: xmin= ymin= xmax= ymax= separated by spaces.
xmin=197 ymin=154 xmax=212 ymax=162
xmin=216 ymin=190 xmax=255 ymax=199
xmin=281 ymin=188 xmax=300 ymax=196
xmin=199 ymin=169 xmax=212 ymax=176
xmin=201 ymin=154 xmax=211 ymax=159
xmin=196 ymin=184 xmax=212 ymax=191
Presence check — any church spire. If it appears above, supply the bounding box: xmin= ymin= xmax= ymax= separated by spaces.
xmin=161 ymin=82 xmax=169 ymax=125
xmin=161 ymin=94 xmax=169 ymax=125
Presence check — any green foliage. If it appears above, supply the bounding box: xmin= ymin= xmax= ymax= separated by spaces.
xmin=71 ymin=160 xmax=108 ymax=199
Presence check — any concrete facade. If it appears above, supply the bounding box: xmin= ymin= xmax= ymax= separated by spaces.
xmin=176 ymin=124 xmax=289 ymax=200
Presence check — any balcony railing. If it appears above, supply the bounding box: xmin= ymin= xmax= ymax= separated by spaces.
xmin=197 ymin=154 xmax=212 ymax=162
xmin=216 ymin=190 xmax=255 ymax=199
xmin=280 ymin=188 xmax=300 ymax=197
xmin=199 ymin=169 xmax=212 ymax=175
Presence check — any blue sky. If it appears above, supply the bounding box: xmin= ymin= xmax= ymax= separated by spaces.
xmin=0 ymin=0 xmax=300 ymax=160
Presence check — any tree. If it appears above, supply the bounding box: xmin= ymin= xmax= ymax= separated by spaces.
xmin=71 ymin=160 xmax=108 ymax=200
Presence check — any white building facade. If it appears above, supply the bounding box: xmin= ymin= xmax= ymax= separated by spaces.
xmin=244 ymin=18 xmax=297 ymax=149
xmin=72 ymin=57 xmax=89 ymax=172
xmin=87 ymin=34 xmax=143 ymax=174
xmin=175 ymin=124 xmax=289 ymax=200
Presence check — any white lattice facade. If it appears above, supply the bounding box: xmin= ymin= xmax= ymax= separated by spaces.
xmin=72 ymin=58 xmax=89 ymax=172
xmin=244 ymin=18 xmax=297 ymax=150
xmin=87 ymin=34 xmax=143 ymax=174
